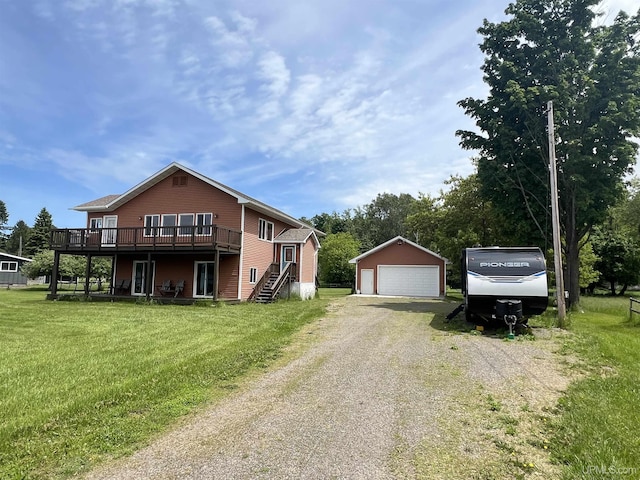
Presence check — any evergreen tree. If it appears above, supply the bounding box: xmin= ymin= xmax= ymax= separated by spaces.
xmin=5 ymin=221 xmax=31 ymax=256
xmin=0 ymin=200 xmax=8 ymax=251
xmin=25 ymin=208 xmax=55 ymax=257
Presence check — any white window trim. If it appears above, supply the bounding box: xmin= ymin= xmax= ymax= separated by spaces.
xmin=89 ymin=218 xmax=102 ymax=233
xmin=161 ymin=214 xmax=177 ymax=237
xmin=178 ymin=213 xmax=195 ymax=236
xmin=193 ymin=261 xmax=216 ymax=298
xmin=0 ymin=261 xmax=18 ymax=272
xmin=249 ymin=267 xmax=258 ymax=284
xmin=144 ymin=215 xmax=160 ymax=237
xmin=195 ymin=213 xmax=213 ymax=236
xmin=258 ymin=218 xmax=274 ymax=242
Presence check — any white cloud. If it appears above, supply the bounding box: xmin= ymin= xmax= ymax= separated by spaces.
xmin=258 ymin=51 xmax=290 ymax=98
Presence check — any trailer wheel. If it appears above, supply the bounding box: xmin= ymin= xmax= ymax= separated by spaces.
xmin=465 ymin=307 xmax=473 ymax=323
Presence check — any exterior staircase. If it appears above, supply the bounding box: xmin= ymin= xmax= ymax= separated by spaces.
xmin=255 ymin=271 xmax=280 ymax=303
xmin=249 ymin=262 xmax=297 ymax=303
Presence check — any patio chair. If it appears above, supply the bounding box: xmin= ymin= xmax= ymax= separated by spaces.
xmin=114 ymin=279 xmax=131 ymax=295
xmin=158 ymin=280 xmax=173 ymax=296
xmin=173 ymin=280 xmax=185 ymax=297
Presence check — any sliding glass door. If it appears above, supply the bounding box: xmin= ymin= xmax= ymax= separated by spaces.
xmin=194 ymin=262 xmax=215 ymax=297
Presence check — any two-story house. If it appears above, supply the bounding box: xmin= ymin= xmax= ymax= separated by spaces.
xmin=49 ymin=162 xmax=322 ymax=302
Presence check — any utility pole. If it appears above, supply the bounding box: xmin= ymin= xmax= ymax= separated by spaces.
xmin=547 ymin=101 xmax=567 ymax=326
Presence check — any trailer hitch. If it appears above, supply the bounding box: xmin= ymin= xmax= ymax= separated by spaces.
xmin=504 ymin=314 xmax=517 ymax=339
xmin=495 ymin=299 xmax=523 ymax=340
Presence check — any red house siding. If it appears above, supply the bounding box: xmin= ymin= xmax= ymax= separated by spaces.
xmin=356 ymin=242 xmax=446 ymax=296
xmin=87 ymin=172 xmax=242 ymax=230
xmin=301 ymin=238 xmax=317 ymax=283
xmin=240 ymin=208 xmax=298 ymax=300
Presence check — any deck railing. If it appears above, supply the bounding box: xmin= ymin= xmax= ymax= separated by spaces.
xmin=50 ymin=225 xmax=242 ymax=252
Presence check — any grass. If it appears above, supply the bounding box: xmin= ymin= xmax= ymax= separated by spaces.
xmin=0 ymin=287 xmax=348 ymax=479
xmin=446 ymin=287 xmax=640 ymax=478
xmin=548 ymin=293 xmax=640 ymax=479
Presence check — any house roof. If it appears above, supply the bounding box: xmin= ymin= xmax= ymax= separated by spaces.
xmin=349 ymin=236 xmax=448 ymax=264
xmin=73 ymin=194 xmax=121 ymax=210
xmin=72 ymin=162 xmax=324 ymax=235
xmin=0 ymin=252 xmax=32 ymax=262
xmin=274 ymin=228 xmax=321 ymax=248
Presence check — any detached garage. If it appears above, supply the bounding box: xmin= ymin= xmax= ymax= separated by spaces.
xmin=349 ymin=236 xmax=447 ymax=297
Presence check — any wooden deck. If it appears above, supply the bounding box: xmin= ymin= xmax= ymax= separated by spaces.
xmin=50 ymin=225 xmax=242 ymax=254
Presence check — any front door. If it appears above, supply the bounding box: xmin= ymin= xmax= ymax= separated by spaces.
xmin=281 ymin=245 xmax=296 ymax=271
xmin=102 ymin=215 xmax=118 ymax=246
xmin=132 ymin=260 xmax=155 ymax=295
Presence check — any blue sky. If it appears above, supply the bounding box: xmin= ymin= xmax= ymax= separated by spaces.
xmin=0 ymin=0 xmax=637 ymax=229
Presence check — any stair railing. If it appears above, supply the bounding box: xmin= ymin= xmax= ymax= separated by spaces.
xmin=270 ymin=262 xmax=297 ymax=300
xmin=248 ymin=263 xmax=280 ymax=301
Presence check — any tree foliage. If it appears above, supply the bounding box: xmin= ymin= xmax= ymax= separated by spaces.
xmin=457 ymin=0 xmax=640 ymax=306
xmin=591 ymin=226 xmax=640 ymax=295
xmin=302 ymin=211 xmax=353 ymax=235
xmin=578 ymin=241 xmax=600 ymax=290
xmin=4 ymin=220 xmax=31 ymax=257
xmin=352 ymin=193 xmax=417 ymax=251
xmin=0 ymin=200 xmax=8 ymax=251
xmin=25 ymin=208 xmax=55 ymax=257
xmin=318 ymin=233 xmax=360 ymax=285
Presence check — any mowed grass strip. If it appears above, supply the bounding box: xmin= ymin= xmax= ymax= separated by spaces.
xmin=549 ymin=294 xmax=640 ymax=479
xmin=0 ymin=288 xmax=337 ymax=479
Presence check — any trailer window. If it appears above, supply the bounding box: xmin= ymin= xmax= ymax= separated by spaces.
xmin=467 ymin=251 xmax=545 ymax=276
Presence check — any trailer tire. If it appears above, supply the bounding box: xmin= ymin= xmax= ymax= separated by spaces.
xmin=465 ymin=307 xmax=473 ymax=323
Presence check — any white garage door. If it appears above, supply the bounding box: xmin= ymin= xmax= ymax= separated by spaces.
xmin=378 ymin=265 xmax=439 ymax=297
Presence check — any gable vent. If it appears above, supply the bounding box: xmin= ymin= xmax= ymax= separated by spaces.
xmin=172 ymin=175 xmax=188 ymax=187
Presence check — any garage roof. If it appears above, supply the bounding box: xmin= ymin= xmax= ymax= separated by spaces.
xmin=349 ymin=236 xmax=448 ymax=264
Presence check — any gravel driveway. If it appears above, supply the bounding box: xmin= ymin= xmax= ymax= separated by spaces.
xmin=84 ymin=295 xmax=571 ymax=479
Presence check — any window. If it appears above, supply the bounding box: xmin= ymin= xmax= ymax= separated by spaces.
xmin=178 ymin=214 xmax=194 ymax=236
xmin=161 ymin=214 xmax=177 ymax=236
xmin=89 ymin=218 xmax=102 ymax=232
xmin=0 ymin=261 xmax=18 ymax=272
xmin=195 ymin=213 xmax=212 ymax=235
xmin=259 ymin=218 xmax=274 ymax=241
xmin=144 ymin=215 xmax=160 ymax=236
xmin=249 ymin=267 xmax=258 ymax=284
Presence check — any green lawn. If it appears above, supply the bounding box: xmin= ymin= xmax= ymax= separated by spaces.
xmin=549 ymin=294 xmax=640 ymax=479
xmin=0 ymin=287 xmax=347 ymax=479
xmin=4 ymin=286 xmax=638 ymax=479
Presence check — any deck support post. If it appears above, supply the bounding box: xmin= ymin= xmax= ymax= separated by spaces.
xmin=51 ymin=251 xmax=60 ymax=296
xmin=84 ymin=254 xmax=92 ymax=296
xmin=110 ymin=255 xmax=117 ymax=294
xmin=214 ymin=249 xmax=220 ymax=301
xmin=145 ymin=252 xmax=153 ymax=301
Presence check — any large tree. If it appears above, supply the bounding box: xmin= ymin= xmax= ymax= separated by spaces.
xmin=24 ymin=208 xmax=55 ymax=257
xmin=5 ymin=220 xmax=31 ymax=256
xmin=457 ymin=0 xmax=640 ymax=307
xmin=351 ymin=193 xmax=417 ymax=251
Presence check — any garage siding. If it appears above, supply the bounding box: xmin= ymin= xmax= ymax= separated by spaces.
xmin=353 ymin=237 xmax=447 ymax=297
xmin=378 ymin=265 xmax=439 ymax=297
